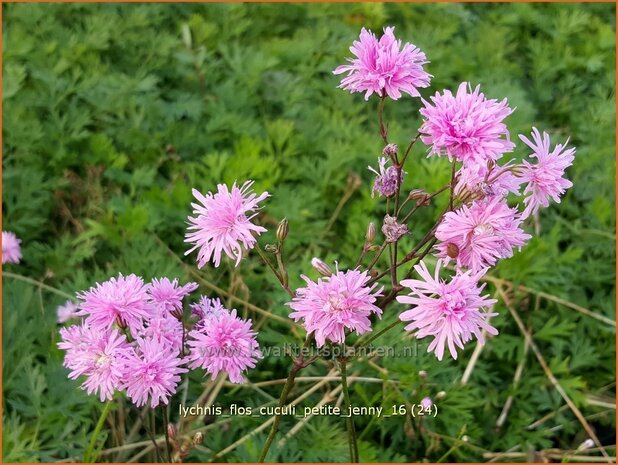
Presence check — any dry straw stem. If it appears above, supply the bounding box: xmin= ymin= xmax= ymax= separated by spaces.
xmin=483 ymin=450 xmax=616 ymax=463
xmin=495 ymin=338 xmax=530 ymax=429
xmin=485 ymin=274 xmax=615 ymax=327
xmin=497 ymin=286 xmax=610 ymax=459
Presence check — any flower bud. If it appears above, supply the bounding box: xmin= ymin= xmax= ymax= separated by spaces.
xmin=409 ymin=189 xmax=431 ymax=206
xmin=167 ymin=423 xmax=177 ymax=440
xmin=366 ymin=222 xmax=376 ymax=243
xmin=462 ymin=435 xmax=469 ymax=442
xmin=382 ymin=143 xmax=399 ymax=156
xmin=420 ymin=397 xmax=433 ymax=410
xmin=435 ymin=390 xmax=447 ymax=400
xmin=576 ymin=438 xmax=595 ymax=451
xmin=418 ymin=370 xmax=428 ymax=379
xmin=276 ymin=218 xmax=289 ymax=242
xmin=311 ymin=257 xmax=333 ymax=277
xmin=446 ymin=243 xmax=459 ymax=259
xmin=193 ymin=431 xmax=204 ymax=445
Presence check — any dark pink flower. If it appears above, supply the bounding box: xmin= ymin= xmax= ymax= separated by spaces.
xmin=333 ymin=27 xmax=431 ymax=100
xmin=420 ymin=82 xmax=514 ymax=165
xmin=397 ymin=260 xmax=498 ymax=360
xmin=288 ymin=268 xmax=383 ymax=347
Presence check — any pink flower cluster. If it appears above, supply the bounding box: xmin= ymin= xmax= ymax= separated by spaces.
xmin=59 ymin=274 xmax=261 ymax=406
xmin=2 ymin=231 xmax=22 ymax=264
xmin=334 ymin=26 xmax=576 ymax=361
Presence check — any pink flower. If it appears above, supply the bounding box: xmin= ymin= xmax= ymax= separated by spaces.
xmin=121 ymin=337 xmax=187 ymax=408
xmin=333 ymin=26 xmax=431 ymax=100
xmin=57 ymin=300 xmax=80 ymax=324
xmin=185 ymin=181 xmax=269 ymax=268
xmin=454 ymin=161 xmax=523 ymax=199
xmin=288 ymin=268 xmax=383 ymax=347
xmin=397 ymin=260 xmax=498 ymax=361
xmin=2 ymin=231 xmax=22 ymax=264
xmin=138 ymin=314 xmax=184 ymax=354
xmin=187 ymin=309 xmax=262 ymax=384
xmin=58 ymin=324 xmax=132 ymax=401
xmin=420 ymin=82 xmax=515 ymax=165
xmin=148 ymin=277 xmax=198 ymax=318
xmin=368 ymin=157 xmax=402 ymax=198
xmin=435 ymin=197 xmax=530 ymax=271
xmin=76 ymin=273 xmax=151 ymax=335
xmin=518 ymin=128 xmax=576 ymax=219
xmin=191 ymin=296 xmax=229 ymax=329
xmin=420 ymin=397 xmax=433 ymax=410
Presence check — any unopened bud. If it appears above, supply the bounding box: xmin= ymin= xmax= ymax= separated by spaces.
xmin=446 ymin=243 xmax=459 ymax=259
xmin=311 ymin=257 xmax=333 ymax=277
xmin=193 ymin=431 xmax=204 ymax=445
xmin=418 ymin=370 xmax=428 ymax=379
xmin=409 ymin=189 xmax=431 ymax=206
xmin=462 ymin=435 xmax=469 ymax=442
xmin=167 ymin=423 xmax=177 ymax=440
xmin=435 ymin=391 xmax=447 ymax=400
xmin=576 ymin=438 xmax=595 ymax=451
xmin=276 ymin=218 xmax=289 ymax=242
xmin=264 ymin=244 xmax=278 ymax=254
xmin=366 ymin=223 xmax=376 ymax=243
xmin=382 ymin=143 xmax=399 ymax=156
xmin=369 ymin=269 xmax=378 ymax=278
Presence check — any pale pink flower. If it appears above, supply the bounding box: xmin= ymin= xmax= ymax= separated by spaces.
xmin=368 ymin=157 xmax=402 ymax=198
xmin=185 ymin=181 xmax=269 ymax=268
xmin=121 ymin=337 xmax=187 ymax=408
xmin=518 ymin=128 xmax=575 ymax=219
xmin=420 ymin=82 xmax=515 ymax=165
xmin=435 ymin=197 xmax=530 ymax=271
xmin=57 ymin=300 xmax=80 ymax=324
xmin=58 ymin=324 xmax=132 ymax=401
xmin=187 ymin=309 xmax=262 ymax=384
xmin=76 ymin=273 xmax=151 ymax=334
xmin=397 ymin=260 xmax=498 ymax=361
xmin=454 ymin=161 xmax=523 ymax=199
xmin=333 ymin=27 xmax=431 ymax=100
xmin=2 ymin=231 xmax=22 ymax=264
xmin=420 ymin=397 xmax=433 ymax=410
xmin=148 ymin=277 xmax=198 ymax=318
xmin=288 ymin=268 xmax=383 ymax=347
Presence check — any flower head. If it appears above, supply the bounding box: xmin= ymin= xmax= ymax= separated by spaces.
xmin=397 ymin=260 xmax=498 ymax=360
xmin=435 ymin=197 xmax=530 ymax=271
xmin=2 ymin=231 xmax=22 ymax=264
xmin=518 ymin=128 xmax=575 ymax=219
xmin=420 ymin=82 xmax=514 ymax=165
xmin=288 ymin=268 xmax=383 ymax=347
xmin=454 ymin=161 xmax=523 ymax=199
xmin=333 ymin=26 xmax=431 ymax=100
xmin=368 ymin=157 xmax=402 ymax=198
xmin=185 ymin=181 xmax=269 ymax=268
xmin=191 ymin=296 xmax=229 ymax=330
xmin=187 ymin=308 xmax=262 ymax=384
xmin=382 ymin=214 xmax=408 ymax=242
xmin=76 ymin=273 xmax=151 ymax=334
xmin=58 ymin=324 xmax=132 ymax=401
xmin=421 ymin=397 xmax=433 ymax=410
xmin=121 ymin=337 xmax=187 ymax=408
xmin=138 ymin=314 xmax=184 ymax=354
xmin=57 ymin=300 xmax=80 ymax=324
xmin=148 ymin=277 xmax=198 ymax=318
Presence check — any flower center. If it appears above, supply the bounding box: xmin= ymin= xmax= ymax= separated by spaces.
xmin=473 ymin=223 xmax=494 ymax=236
xmin=324 ymin=293 xmax=347 ymax=313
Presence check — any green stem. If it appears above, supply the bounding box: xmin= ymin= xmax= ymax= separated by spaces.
xmin=83 ymin=401 xmax=113 ymax=462
xmin=162 ymin=405 xmax=172 ymax=462
xmin=340 ymin=355 xmax=359 ymax=462
xmin=255 ymin=243 xmax=294 ymax=297
xmin=3 ymin=271 xmax=73 ymax=299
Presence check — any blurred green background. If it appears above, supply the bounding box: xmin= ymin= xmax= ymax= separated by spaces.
xmin=2 ymin=3 xmax=616 ymax=463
